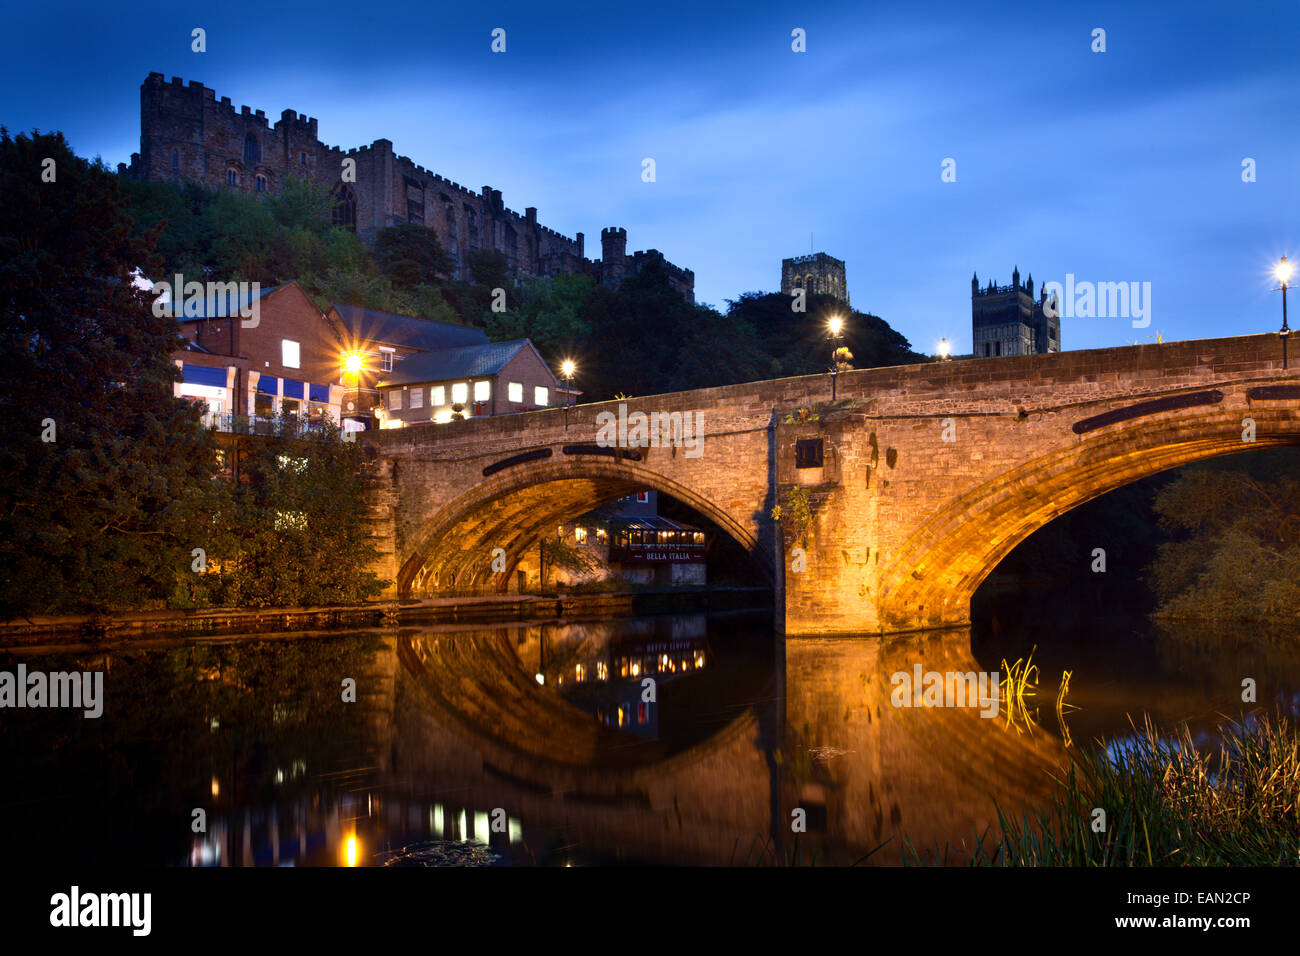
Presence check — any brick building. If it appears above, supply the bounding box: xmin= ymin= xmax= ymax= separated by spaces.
xmin=172 ymin=281 xmax=345 ymax=426
xmin=971 ymin=267 xmax=1060 ymax=357
xmin=125 ymin=73 xmax=695 ymax=301
xmin=374 ymin=339 xmax=573 ymax=427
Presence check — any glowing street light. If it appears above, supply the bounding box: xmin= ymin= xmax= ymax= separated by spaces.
xmin=342 ymin=350 xmax=365 ymax=378
xmin=938 ymin=337 xmax=952 ymax=361
xmin=560 ymin=359 xmax=577 ymax=429
xmin=1274 ymin=256 xmax=1293 ymax=369
xmin=827 ymin=316 xmax=847 ymax=400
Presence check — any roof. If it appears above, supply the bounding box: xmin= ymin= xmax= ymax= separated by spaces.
xmin=330 ymin=303 xmax=489 ymax=352
xmin=172 ymin=283 xmax=280 ymax=320
xmin=379 ymin=339 xmax=537 ymax=385
xmin=612 ymin=516 xmax=703 ymax=532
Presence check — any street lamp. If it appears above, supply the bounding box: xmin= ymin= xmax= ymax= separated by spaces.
xmin=828 ymin=316 xmax=845 ymax=400
xmin=1274 ymin=256 xmax=1293 ymax=369
xmin=560 ymin=359 xmax=576 ymax=429
xmin=938 ymin=337 xmax=952 ymax=361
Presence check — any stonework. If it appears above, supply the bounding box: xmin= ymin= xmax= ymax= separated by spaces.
xmin=361 ymin=333 xmax=1300 ymax=636
xmin=971 ymin=267 xmax=1060 ymax=357
xmin=125 ymin=73 xmax=694 ymax=301
xmin=781 ymin=252 xmax=849 ymax=305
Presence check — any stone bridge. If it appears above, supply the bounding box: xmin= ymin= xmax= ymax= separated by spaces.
xmin=363 ymin=332 xmax=1300 ymax=636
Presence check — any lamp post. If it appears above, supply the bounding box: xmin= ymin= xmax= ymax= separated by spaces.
xmin=561 ymin=359 xmax=576 ymax=429
xmin=1275 ymin=257 xmax=1293 ymax=369
xmin=828 ymin=315 xmax=844 ymax=400
xmin=938 ymin=337 xmax=952 ymax=362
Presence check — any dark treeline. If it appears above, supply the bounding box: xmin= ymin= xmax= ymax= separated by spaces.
xmin=0 ymin=130 xmax=381 ymax=618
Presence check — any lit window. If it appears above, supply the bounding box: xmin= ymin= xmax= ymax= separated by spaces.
xmin=534 ymin=386 xmax=548 ymax=406
xmin=409 ymin=388 xmax=424 ymax=409
xmin=636 ymin=491 xmax=649 ymax=503
xmin=508 ymin=381 xmax=523 ymax=403
xmin=431 ymin=385 xmax=445 ymax=406
xmin=574 ymin=527 xmax=587 ymax=544
xmin=388 ymin=390 xmax=402 ymax=411
xmin=452 ymin=382 xmax=468 ymax=404
xmin=281 ymin=339 xmax=300 ymax=369
xmin=473 ymin=380 xmax=490 ymax=402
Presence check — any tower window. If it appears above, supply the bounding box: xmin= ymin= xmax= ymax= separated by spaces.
xmin=226 ymin=168 xmax=239 ymax=187
xmin=332 ymin=184 xmax=357 ymax=232
xmin=255 ymin=174 xmax=268 ymax=193
xmin=300 ymin=152 xmax=307 ymax=164
xmin=244 ymin=133 xmax=260 ymax=163
xmin=172 ymin=150 xmax=179 ymax=170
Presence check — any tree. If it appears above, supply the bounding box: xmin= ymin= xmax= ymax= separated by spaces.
xmin=1146 ymin=450 xmax=1300 ymax=628
xmin=0 ymin=128 xmax=218 ymax=616
xmin=373 ymin=222 xmax=453 ymax=289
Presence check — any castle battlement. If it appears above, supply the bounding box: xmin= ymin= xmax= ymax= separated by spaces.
xmin=133 ymin=73 xmax=692 ymax=301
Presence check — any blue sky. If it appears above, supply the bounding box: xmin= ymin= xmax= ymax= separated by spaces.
xmin=2 ymin=0 xmax=1297 ymax=355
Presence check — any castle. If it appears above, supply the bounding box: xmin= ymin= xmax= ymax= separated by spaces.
xmin=124 ymin=73 xmax=694 ymax=302
xmin=971 ymin=267 xmax=1060 ymax=357
xmin=781 ymin=252 xmax=849 ymax=306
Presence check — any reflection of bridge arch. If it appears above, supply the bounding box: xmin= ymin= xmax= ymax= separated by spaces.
xmin=397 ymin=459 xmax=768 ymax=599
xmin=877 ymin=393 xmax=1300 ymax=631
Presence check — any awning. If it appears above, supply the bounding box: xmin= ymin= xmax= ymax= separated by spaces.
xmin=182 ymin=365 xmax=228 ymax=388
xmin=309 ymin=383 xmax=330 ymax=403
xmin=257 ymin=375 xmax=279 ymax=394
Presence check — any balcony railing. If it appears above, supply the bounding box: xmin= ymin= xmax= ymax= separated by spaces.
xmin=203 ymin=413 xmax=341 ymax=441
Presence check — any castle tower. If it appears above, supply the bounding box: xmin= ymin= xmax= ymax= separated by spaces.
xmin=781 ymin=252 xmax=849 ymax=306
xmin=600 ymin=227 xmax=628 ymax=287
xmin=971 ymin=266 xmax=1060 ymax=357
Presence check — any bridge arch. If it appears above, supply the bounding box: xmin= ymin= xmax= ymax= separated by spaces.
xmin=395 ymin=457 xmax=770 ymax=599
xmin=876 ymin=401 xmax=1300 ymax=631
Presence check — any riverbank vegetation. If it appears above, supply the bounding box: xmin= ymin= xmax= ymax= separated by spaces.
xmin=899 ymin=710 xmax=1300 ymax=866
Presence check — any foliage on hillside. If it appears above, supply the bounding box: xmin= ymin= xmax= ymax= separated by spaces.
xmin=120 ymin=177 xmax=926 ymax=401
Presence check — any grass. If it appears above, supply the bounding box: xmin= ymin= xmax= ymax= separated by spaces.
xmin=897 ymin=708 xmax=1300 ymax=866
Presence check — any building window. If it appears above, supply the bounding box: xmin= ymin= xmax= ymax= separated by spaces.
xmin=333 ymin=184 xmax=357 ymax=232
xmin=300 ymin=152 xmax=307 ymax=164
xmin=244 ymin=133 xmax=260 ymax=163
xmin=534 ymin=386 xmax=548 ymax=406
xmin=451 ymin=382 xmax=468 ymax=404
xmin=380 ymin=348 xmax=394 ymax=372
xmin=508 ymin=381 xmax=523 ymax=403
xmin=388 ymin=390 xmax=402 ymax=411
xmin=255 ymin=174 xmax=268 ymax=193
xmin=574 ymin=527 xmax=587 ymax=544
xmin=172 ymin=150 xmax=179 ymax=170
xmin=795 ymin=438 xmax=824 ymax=469
xmin=636 ymin=491 xmax=649 ymax=503
xmin=409 ymin=388 xmax=424 ymax=409
xmin=473 ymin=380 xmax=490 ymax=402
xmin=281 ymin=339 xmax=300 ymax=369
xmin=431 ymin=385 xmax=445 ymax=406
xmin=226 ymin=168 xmax=239 ymax=187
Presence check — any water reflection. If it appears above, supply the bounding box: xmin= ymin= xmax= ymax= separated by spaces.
xmin=4 ymin=610 xmax=1295 ymax=866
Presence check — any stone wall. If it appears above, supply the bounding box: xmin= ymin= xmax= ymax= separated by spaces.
xmin=365 ymin=332 xmax=1300 ymax=635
